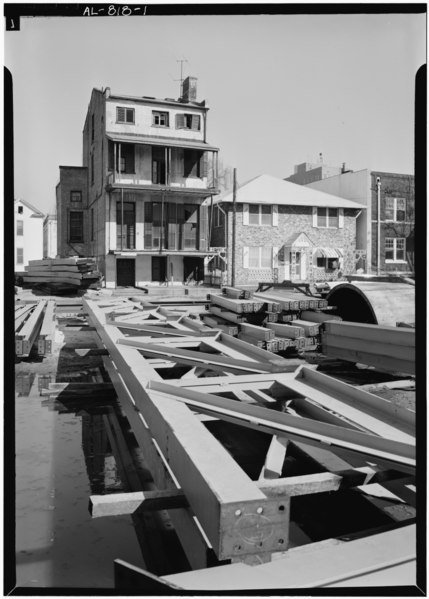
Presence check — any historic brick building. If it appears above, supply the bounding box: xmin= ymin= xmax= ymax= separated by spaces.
xmin=305 ymin=169 xmax=414 ymax=274
xmin=56 ymin=77 xmax=219 ymax=287
xmin=209 ymin=174 xmax=364 ymax=286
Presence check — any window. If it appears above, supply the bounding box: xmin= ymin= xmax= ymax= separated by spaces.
xmin=17 ymin=248 xmax=23 ymax=264
xmin=176 ymin=113 xmax=201 ymax=131
xmin=385 ymin=197 xmax=406 ymax=222
xmin=91 ymin=114 xmax=94 ymax=142
xmin=152 ymin=146 xmax=166 ymax=184
xmin=91 ymin=154 xmax=94 ymax=185
xmin=70 ymin=191 xmax=82 ymax=203
xmin=18 ymin=206 xmax=23 ymax=214
xmin=184 ymin=150 xmax=201 ymax=178
xmin=117 ymin=202 xmax=135 ymax=249
xmin=152 ymin=111 xmax=169 ymax=127
xmin=116 ymin=107 xmax=135 ymax=124
xmin=91 ymin=208 xmax=94 ymax=241
xmin=385 ymin=237 xmax=406 ymax=262
xmin=317 ymin=207 xmax=339 ymax=228
xmin=248 ymin=247 xmax=272 ymax=268
xmin=16 ymin=220 xmax=23 ymax=235
xmin=69 ymin=211 xmax=84 ymax=243
xmin=249 ymin=204 xmax=272 ymax=226
xmin=316 ymin=257 xmax=338 ymax=269
xmin=214 ymin=205 xmax=224 ymax=228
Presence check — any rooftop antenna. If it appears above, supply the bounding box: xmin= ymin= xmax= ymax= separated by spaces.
xmin=175 ymin=59 xmax=188 ymax=97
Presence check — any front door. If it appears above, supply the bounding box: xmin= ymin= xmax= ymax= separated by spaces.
xmin=152 ymin=256 xmax=167 ymax=282
xmin=116 ymin=259 xmax=135 ymax=287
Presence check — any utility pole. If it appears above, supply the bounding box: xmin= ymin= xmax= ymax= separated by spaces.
xmin=376 ymin=176 xmax=381 ymax=275
xmin=231 ymin=168 xmax=237 ymax=287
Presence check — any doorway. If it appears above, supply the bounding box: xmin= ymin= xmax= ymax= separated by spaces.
xmin=152 ymin=256 xmax=167 ymax=282
xmin=116 ymin=259 xmax=135 ymax=287
xmin=184 ymin=257 xmax=204 ymax=284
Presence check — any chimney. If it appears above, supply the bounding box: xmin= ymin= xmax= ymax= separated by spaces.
xmin=342 ymin=162 xmax=346 ymax=173
xmin=181 ymin=76 xmax=197 ymax=102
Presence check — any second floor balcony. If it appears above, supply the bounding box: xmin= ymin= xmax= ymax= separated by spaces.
xmin=106 ymin=136 xmax=219 ymax=193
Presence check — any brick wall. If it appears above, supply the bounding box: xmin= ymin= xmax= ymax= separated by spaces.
xmin=370 ymin=172 xmax=414 ymax=272
xmin=218 ymin=203 xmax=358 ymax=285
xmin=56 ymin=166 xmax=89 ymax=257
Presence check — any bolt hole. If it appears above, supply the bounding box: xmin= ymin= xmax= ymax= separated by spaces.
xmin=278 ymin=538 xmax=284 ymax=545
xmin=258 ymin=542 xmax=263 ymax=547
xmin=278 ymin=505 xmax=285 ymax=511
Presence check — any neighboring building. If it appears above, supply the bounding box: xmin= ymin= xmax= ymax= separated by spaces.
xmin=43 ymin=214 xmax=58 ymax=258
xmin=284 ymin=155 xmax=350 ymax=185
xmin=14 ymin=198 xmax=45 ymax=271
xmin=208 ymin=174 xmax=365 ymax=286
xmin=56 ymin=77 xmax=219 ymax=287
xmin=305 ymin=170 xmax=415 ymax=274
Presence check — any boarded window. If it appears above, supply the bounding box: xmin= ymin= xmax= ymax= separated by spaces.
xmin=16 ymin=220 xmax=23 ymax=235
xmin=69 ymin=211 xmax=84 ymax=243
xmin=17 ymin=248 xmax=24 ymax=264
xmin=116 ymin=201 xmax=135 ymax=249
xmin=117 ymin=107 xmax=135 ymax=124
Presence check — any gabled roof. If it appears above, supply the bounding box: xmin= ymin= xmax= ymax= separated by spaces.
xmin=15 ymin=198 xmax=45 ymax=217
xmin=212 ymin=174 xmax=366 ymax=209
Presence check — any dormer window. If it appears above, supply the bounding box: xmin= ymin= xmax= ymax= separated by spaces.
xmin=116 ymin=107 xmax=135 ymax=124
xmin=176 ymin=113 xmax=200 ymax=131
xmin=152 ymin=111 xmax=169 ymax=127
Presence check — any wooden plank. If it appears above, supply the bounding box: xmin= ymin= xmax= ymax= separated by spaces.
xmin=90 ymin=489 xmax=188 ymax=517
xmin=220 ymin=333 xmax=292 ymax=368
xmin=15 ymin=300 xmax=47 ymax=355
xmin=322 ymin=334 xmax=414 ymax=362
xmin=209 ymin=305 xmax=246 ymax=323
xmin=85 ymin=298 xmax=290 ymax=561
xmin=222 ymin=286 xmax=251 ymax=299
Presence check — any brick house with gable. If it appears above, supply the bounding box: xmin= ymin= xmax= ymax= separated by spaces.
xmin=208 ymin=174 xmax=365 ymax=286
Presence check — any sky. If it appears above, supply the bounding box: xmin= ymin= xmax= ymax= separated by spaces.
xmin=4 ymin=8 xmax=426 ymax=216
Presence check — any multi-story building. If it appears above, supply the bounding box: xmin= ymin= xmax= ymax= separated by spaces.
xmin=56 ymin=77 xmax=219 ymax=287
xmin=209 ymin=174 xmax=365 ymax=286
xmin=284 ymin=155 xmax=350 ymax=185
xmin=43 ymin=214 xmax=58 ymax=258
xmin=305 ymin=169 xmax=415 ymax=274
xmin=14 ymin=198 xmax=45 ymax=271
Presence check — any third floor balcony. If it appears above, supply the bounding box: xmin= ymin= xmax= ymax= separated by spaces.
xmin=106 ymin=135 xmax=219 ymax=194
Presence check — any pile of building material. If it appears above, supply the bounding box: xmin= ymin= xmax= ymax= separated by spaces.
xmin=22 ymin=257 xmax=102 ymax=293
xmin=15 ymin=299 xmax=56 ymax=357
xmin=79 ymin=295 xmax=416 ymax=590
xmin=203 ymin=287 xmax=341 ymax=353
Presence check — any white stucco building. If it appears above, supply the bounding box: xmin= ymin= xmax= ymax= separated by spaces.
xmin=14 ymin=198 xmax=45 ymax=270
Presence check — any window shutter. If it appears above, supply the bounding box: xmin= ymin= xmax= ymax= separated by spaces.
xmin=117 ymin=107 xmax=125 ymax=122
xmin=200 ymin=152 xmax=208 ymax=177
xmin=272 ymin=246 xmax=279 ymax=267
xmin=243 ymin=246 xmax=249 ymax=268
xmin=192 ymin=115 xmax=200 ymax=130
xmin=243 ymin=203 xmax=249 ymax=225
xmin=126 ymin=108 xmax=134 ymax=123
xmin=176 ymin=114 xmax=185 ymax=129
xmin=312 ymin=206 xmax=318 ymax=227
xmin=338 ymin=208 xmax=344 ymax=228
xmin=272 ymin=204 xmax=278 ymax=226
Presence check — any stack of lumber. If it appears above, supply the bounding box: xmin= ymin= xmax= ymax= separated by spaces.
xmin=15 ymin=299 xmax=56 ymax=357
xmin=204 ymin=287 xmax=342 ymax=354
xmin=22 ymin=257 xmax=102 ymax=292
